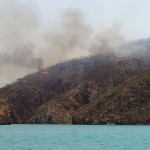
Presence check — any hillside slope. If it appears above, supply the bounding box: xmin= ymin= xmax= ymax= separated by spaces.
xmin=0 ymin=52 xmax=115 ymax=124
xmin=29 ymin=57 xmax=150 ymax=125
xmin=0 ymin=38 xmax=150 ymax=125
xmin=72 ymin=71 xmax=150 ymax=125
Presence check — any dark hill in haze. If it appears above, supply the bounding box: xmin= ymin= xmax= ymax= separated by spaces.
xmin=0 ymin=38 xmax=150 ymax=125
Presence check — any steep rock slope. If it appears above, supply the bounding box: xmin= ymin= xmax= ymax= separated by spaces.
xmin=29 ymin=56 xmax=150 ymax=124
xmin=0 ymin=52 xmax=115 ymax=123
xmin=72 ymin=71 xmax=150 ymax=124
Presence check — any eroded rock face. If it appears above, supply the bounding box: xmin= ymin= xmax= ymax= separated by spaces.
xmin=29 ymin=93 xmax=79 ymax=124
xmin=72 ymin=72 xmax=150 ymax=125
xmin=0 ymin=99 xmax=11 ymax=124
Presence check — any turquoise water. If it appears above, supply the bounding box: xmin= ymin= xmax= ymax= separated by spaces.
xmin=0 ymin=125 xmax=149 ymax=150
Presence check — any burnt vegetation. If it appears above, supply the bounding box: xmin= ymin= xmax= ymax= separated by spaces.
xmin=0 ymin=39 xmax=150 ymax=125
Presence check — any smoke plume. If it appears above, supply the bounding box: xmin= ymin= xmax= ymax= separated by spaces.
xmin=89 ymin=23 xmax=125 ymax=53
xmin=40 ymin=9 xmax=93 ymax=65
xmin=0 ymin=0 xmax=126 ymax=83
xmin=0 ymin=0 xmax=43 ymax=70
xmin=38 ymin=9 xmax=125 ymax=66
xmin=0 ymin=44 xmax=43 ymax=70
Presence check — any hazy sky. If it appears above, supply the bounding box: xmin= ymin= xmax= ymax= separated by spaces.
xmin=0 ymin=0 xmax=150 ymax=84
xmin=33 ymin=0 xmax=150 ymax=40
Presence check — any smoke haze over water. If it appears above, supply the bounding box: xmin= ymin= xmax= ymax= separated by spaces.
xmin=0 ymin=0 xmax=127 ymax=83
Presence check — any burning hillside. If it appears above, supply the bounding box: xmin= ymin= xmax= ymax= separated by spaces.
xmin=0 ymin=38 xmax=150 ymax=125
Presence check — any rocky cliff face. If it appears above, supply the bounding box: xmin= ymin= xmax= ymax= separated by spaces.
xmin=0 ymin=39 xmax=150 ymax=125
xmin=72 ymin=71 xmax=150 ymax=124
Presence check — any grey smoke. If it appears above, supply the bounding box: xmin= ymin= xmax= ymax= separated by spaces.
xmin=41 ymin=9 xmax=93 ymax=65
xmin=0 ymin=0 xmax=126 ymax=83
xmin=40 ymin=9 xmax=125 ymax=65
xmin=0 ymin=0 xmax=42 ymax=71
xmin=0 ymin=44 xmax=43 ymax=70
xmin=89 ymin=23 xmax=125 ymax=54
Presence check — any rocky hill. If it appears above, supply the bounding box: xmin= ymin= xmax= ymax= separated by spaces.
xmin=0 ymin=38 xmax=150 ymax=125
xmin=72 ymin=71 xmax=150 ymax=125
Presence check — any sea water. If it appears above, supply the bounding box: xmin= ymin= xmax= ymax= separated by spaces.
xmin=0 ymin=125 xmax=149 ymax=150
